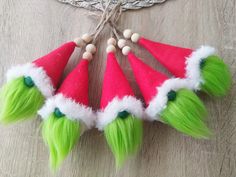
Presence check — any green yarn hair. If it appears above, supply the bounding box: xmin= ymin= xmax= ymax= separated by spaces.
xmin=161 ymin=89 xmax=211 ymax=139
xmin=0 ymin=77 xmax=44 ymax=124
xmin=104 ymin=114 xmax=143 ymax=167
xmin=201 ymin=55 xmax=231 ymax=96
xmin=42 ymin=114 xmax=81 ymax=170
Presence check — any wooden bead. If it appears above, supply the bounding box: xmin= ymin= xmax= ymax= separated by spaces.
xmin=123 ymin=29 xmax=133 ymax=39
xmin=83 ymin=52 xmax=93 ymax=61
xmin=73 ymin=38 xmax=85 ymax=47
xmin=131 ymin=33 xmax=140 ymax=43
xmin=107 ymin=38 xmax=117 ymax=46
xmin=82 ymin=33 xmax=92 ymax=43
xmin=118 ymin=39 xmax=126 ymax=49
xmin=106 ymin=45 xmax=116 ymax=53
xmin=86 ymin=44 xmax=96 ymax=54
xmin=122 ymin=46 xmax=131 ymax=56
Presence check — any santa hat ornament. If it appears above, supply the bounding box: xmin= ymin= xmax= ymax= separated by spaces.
xmin=123 ymin=29 xmax=232 ymax=97
xmin=38 ymin=42 xmax=96 ymax=170
xmin=97 ymin=38 xmax=144 ymax=167
xmin=118 ymin=41 xmax=211 ymax=138
xmin=0 ymin=38 xmax=87 ymax=124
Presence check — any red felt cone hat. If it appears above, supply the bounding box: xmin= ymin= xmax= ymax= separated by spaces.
xmin=97 ymin=52 xmax=143 ymax=130
xmin=138 ymin=37 xmax=192 ymax=78
xmin=6 ymin=41 xmax=77 ymax=98
xmin=38 ymin=58 xmax=95 ymax=129
xmin=33 ymin=41 xmax=76 ymax=88
xmin=100 ymin=52 xmax=135 ymax=109
xmin=57 ymin=59 xmax=89 ymax=106
xmin=127 ymin=52 xmax=169 ymax=105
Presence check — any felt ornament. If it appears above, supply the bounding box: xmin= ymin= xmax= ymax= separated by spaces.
xmin=38 ymin=49 xmax=96 ymax=170
xmin=0 ymin=41 xmax=78 ymax=124
xmin=97 ymin=39 xmax=144 ymax=166
xmin=118 ymin=42 xmax=210 ymax=138
xmin=126 ymin=31 xmax=232 ymax=96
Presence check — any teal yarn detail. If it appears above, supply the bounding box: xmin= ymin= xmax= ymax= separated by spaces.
xmin=167 ymin=90 xmax=177 ymax=101
xmin=200 ymin=59 xmax=206 ymax=69
xmin=54 ymin=108 xmax=65 ymax=118
xmin=118 ymin=110 xmax=130 ymax=119
xmin=24 ymin=76 xmax=35 ymax=88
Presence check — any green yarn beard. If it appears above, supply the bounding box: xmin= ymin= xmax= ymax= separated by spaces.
xmin=200 ymin=55 xmax=231 ymax=96
xmin=42 ymin=114 xmax=81 ymax=170
xmin=0 ymin=77 xmax=44 ymax=124
xmin=160 ymin=89 xmax=211 ymax=139
xmin=104 ymin=114 xmax=143 ymax=167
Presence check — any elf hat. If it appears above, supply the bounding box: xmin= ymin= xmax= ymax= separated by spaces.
xmin=7 ymin=41 xmax=77 ymax=97
xmin=38 ymin=46 xmax=96 ymax=170
xmin=124 ymin=30 xmax=231 ymax=96
xmin=97 ymin=51 xmax=143 ymax=130
xmin=118 ymin=42 xmax=210 ymax=138
xmin=38 ymin=58 xmax=95 ymax=128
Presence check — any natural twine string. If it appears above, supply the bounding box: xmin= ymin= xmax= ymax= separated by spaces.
xmin=108 ymin=1 xmax=122 ymax=38
xmin=90 ymin=0 xmax=111 ymax=37
xmin=91 ymin=1 xmax=123 ymax=43
xmin=79 ymin=0 xmax=123 ymax=44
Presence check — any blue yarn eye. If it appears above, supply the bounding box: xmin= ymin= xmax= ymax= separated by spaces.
xmin=54 ymin=108 xmax=65 ymax=118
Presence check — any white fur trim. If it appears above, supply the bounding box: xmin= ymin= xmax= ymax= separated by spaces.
xmin=145 ymin=78 xmax=191 ymax=121
xmin=6 ymin=63 xmax=55 ymax=97
xmin=38 ymin=94 xmax=96 ymax=128
xmin=96 ymin=96 xmax=144 ymax=130
xmin=185 ymin=46 xmax=215 ymax=90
